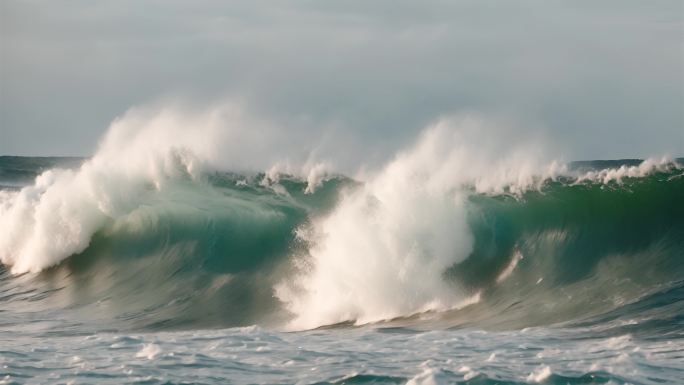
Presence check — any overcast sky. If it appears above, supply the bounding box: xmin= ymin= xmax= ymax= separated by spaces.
xmin=1 ymin=0 xmax=682 ymax=160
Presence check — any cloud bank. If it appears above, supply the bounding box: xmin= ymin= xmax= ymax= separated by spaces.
xmin=1 ymin=0 xmax=682 ymax=159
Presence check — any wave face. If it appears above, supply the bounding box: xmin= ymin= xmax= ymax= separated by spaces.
xmin=1 ymin=153 xmax=682 ymax=333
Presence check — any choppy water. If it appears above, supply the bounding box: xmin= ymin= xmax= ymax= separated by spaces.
xmin=2 ymin=320 xmax=684 ymax=385
xmin=1 ymin=147 xmax=683 ymax=384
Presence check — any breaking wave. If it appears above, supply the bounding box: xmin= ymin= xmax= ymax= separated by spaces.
xmin=0 ymin=108 xmax=682 ymax=332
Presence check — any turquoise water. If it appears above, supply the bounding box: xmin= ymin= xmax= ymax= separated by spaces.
xmin=0 ymin=156 xmax=683 ymax=384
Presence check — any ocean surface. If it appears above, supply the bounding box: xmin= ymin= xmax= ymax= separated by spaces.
xmin=1 ymin=152 xmax=683 ymax=385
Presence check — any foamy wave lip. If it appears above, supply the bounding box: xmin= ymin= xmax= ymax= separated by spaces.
xmin=574 ymin=156 xmax=680 ymax=185
xmin=259 ymin=161 xmax=333 ymax=195
xmin=471 ymin=156 xmax=680 ymax=196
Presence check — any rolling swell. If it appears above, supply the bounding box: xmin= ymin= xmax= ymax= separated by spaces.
xmin=0 ymin=156 xmax=683 ymax=333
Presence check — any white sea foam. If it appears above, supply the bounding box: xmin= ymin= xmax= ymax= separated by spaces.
xmin=406 ymin=363 xmax=452 ymax=385
xmin=136 ymin=344 xmax=162 ymax=360
xmin=277 ymin=117 xmax=558 ymax=329
xmin=526 ymin=365 xmax=552 ymax=383
xmin=496 ymin=249 xmax=523 ymax=283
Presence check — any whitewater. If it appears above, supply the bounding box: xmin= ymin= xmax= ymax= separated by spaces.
xmin=0 ymin=106 xmax=683 ymax=384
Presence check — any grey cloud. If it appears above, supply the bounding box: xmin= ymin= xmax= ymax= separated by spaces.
xmin=1 ymin=0 xmax=682 ymax=160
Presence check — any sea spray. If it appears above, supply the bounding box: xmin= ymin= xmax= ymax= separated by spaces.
xmin=276 ymin=120 xmax=568 ymax=329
